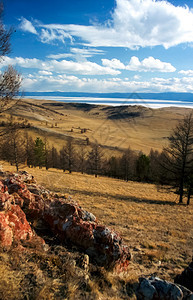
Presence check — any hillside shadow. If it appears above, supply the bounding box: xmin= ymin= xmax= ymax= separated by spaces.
xmin=59 ymin=187 xmax=180 ymax=206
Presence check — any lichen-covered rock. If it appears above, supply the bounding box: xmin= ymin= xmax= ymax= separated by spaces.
xmin=0 ymin=204 xmax=33 ymax=247
xmin=44 ymin=199 xmax=131 ymax=268
xmin=175 ymin=259 xmax=193 ymax=292
xmin=136 ymin=277 xmax=193 ymax=300
xmin=0 ymin=171 xmax=131 ymax=269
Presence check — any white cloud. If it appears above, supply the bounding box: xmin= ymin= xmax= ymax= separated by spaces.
xmin=22 ymin=72 xmax=193 ymax=93
xmin=40 ymin=28 xmax=73 ymax=44
xmin=179 ymin=70 xmax=193 ymax=76
xmin=102 ymin=56 xmax=176 ymax=72
xmin=47 ymin=48 xmax=105 ymax=60
xmin=133 ymin=75 xmax=141 ymax=80
xmin=127 ymin=56 xmax=176 ymax=72
xmin=0 ymin=56 xmax=41 ymax=68
xmin=47 ymin=53 xmax=74 ymax=59
xmin=102 ymin=58 xmax=125 ymax=69
xmin=19 ymin=17 xmax=38 ymax=35
xmin=0 ymin=56 xmax=120 ymax=76
xmin=49 ymin=60 xmax=120 ymax=75
xmin=22 ymin=0 xmax=193 ymax=48
xmin=70 ymin=48 xmax=105 ymax=57
xmin=38 ymin=70 xmax=53 ymax=76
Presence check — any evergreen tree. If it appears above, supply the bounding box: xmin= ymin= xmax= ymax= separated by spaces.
xmin=136 ymin=153 xmax=150 ymax=182
xmin=34 ymin=137 xmax=45 ymax=168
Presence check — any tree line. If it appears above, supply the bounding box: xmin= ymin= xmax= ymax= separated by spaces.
xmin=0 ymin=112 xmax=193 ymax=205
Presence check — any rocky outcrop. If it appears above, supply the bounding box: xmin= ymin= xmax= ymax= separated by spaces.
xmin=175 ymin=259 xmax=193 ymax=292
xmin=0 ymin=204 xmax=33 ymax=247
xmin=0 ymin=175 xmax=45 ymax=249
xmin=0 ymin=171 xmax=131 ymax=269
xmin=136 ymin=277 xmax=193 ymax=300
xmin=43 ymin=198 xmax=130 ymax=268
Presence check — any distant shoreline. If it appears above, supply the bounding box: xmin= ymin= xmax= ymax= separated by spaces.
xmin=23 ymin=95 xmax=193 ymax=109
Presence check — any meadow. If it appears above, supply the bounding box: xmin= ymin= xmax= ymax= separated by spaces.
xmin=1 ymin=161 xmax=192 ymax=283
xmin=0 ymin=100 xmax=193 ymax=299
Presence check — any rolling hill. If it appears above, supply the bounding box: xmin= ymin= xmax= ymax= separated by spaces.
xmin=2 ymin=98 xmax=193 ymax=155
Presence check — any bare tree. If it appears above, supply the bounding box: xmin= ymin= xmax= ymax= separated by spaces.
xmin=0 ymin=125 xmax=26 ymax=171
xmin=0 ymin=5 xmax=21 ymax=116
xmin=88 ymin=143 xmax=103 ymax=177
xmin=0 ymin=66 xmax=21 ymax=113
xmin=24 ymin=132 xmax=35 ymax=167
xmin=60 ymin=146 xmax=66 ymax=172
xmin=64 ymin=137 xmax=76 ymax=173
xmin=77 ymin=144 xmax=87 ymax=174
xmin=120 ymin=147 xmax=137 ymax=181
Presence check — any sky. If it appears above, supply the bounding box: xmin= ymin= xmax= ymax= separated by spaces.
xmin=2 ymin=0 xmax=193 ymax=93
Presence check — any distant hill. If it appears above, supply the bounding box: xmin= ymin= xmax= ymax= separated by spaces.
xmin=2 ymin=98 xmax=191 ymax=154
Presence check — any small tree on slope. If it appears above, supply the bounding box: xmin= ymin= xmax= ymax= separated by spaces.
xmin=163 ymin=113 xmax=193 ymax=204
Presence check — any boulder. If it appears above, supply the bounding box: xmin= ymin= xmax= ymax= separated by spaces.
xmin=175 ymin=259 xmax=193 ymax=292
xmin=136 ymin=277 xmax=193 ymax=300
xmin=44 ymin=199 xmax=131 ymax=269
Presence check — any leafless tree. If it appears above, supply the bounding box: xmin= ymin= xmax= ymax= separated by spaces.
xmin=0 ymin=5 xmax=21 ymax=116
xmin=64 ymin=137 xmax=76 ymax=173
xmin=88 ymin=143 xmax=103 ymax=177
xmin=0 ymin=66 xmax=21 ymax=113
xmin=0 ymin=125 xmax=26 ymax=171
xmin=78 ymin=144 xmax=87 ymax=174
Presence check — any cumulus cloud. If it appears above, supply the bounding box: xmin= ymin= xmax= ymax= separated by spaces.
xmin=102 ymin=57 xmax=176 ymax=72
xmin=19 ymin=17 xmax=38 ymax=35
xmin=102 ymin=58 xmax=125 ymax=69
xmin=127 ymin=56 xmax=176 ymax=72
xmin=38 ymin=70 xmax=53 ymax=76
xmin=0 ymin=56 xmax=41 ymax=68
xmin=22 ymin=73 xmax=193 ymax=93
xmin=48 ymin=60 xmax=120 ymax=75
xmin=179 ymin=70 xmax=193 ymax=76
xmin=0 ymin=56 xmax=120 ymax=76
xmin=20 ymin=0 xmax=193 ymax=48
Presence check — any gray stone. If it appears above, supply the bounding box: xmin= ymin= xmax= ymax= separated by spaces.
xmin=136 ymin=277 xmax=183 ymax=300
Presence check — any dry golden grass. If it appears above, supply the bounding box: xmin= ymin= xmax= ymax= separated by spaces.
xmin=1 ymin=100 xmax=193 ymax=299
xmin=4 ymin=98 xmax=192 ymax=154
xmin=1 ymin=160 xmax=193 ymax=284
xmin=0 ymin=259 xmax=23 ymax=300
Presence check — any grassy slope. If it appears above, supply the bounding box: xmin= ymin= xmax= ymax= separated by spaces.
xmin=0 ymin=100 xmax=193 ymax=298
xmin=1 ymin=161 xmax=192 ymax=282
xmin=2 ymin=98 xmax=192 ymax=155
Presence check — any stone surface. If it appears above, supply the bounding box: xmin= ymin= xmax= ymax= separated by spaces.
xmin=175 ymin=259 xmax=193 ymax=292
xmin=0 ymin=171 xmax=131 ymax=269
xmin=0 ymin=204 xmax=33 ymax=247
xmin=44 ymin=198 xmax=131 ymax=268
xmin=136 ymin=277 xmax=193 ymax=300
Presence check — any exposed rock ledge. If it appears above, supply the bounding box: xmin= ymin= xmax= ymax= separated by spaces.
xmin=0 ymin=171 xmax=131 ymax=270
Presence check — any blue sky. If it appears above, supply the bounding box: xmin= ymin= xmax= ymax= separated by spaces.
xmin=2 ymin=0 xmax=193 ymax=93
